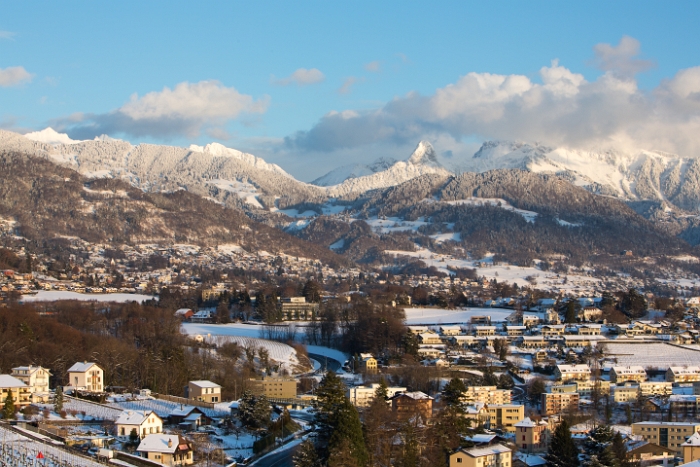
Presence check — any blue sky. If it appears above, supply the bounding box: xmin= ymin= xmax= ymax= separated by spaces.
xmin=2 ymin=1 xmax=700 ymax=180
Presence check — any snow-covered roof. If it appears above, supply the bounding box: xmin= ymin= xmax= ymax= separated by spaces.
xmin=392 ymin=391 xmax=433 ymax=401
xmin=115 ymin=410 xmax=158 ymax=426
xmin=0 ymin=375 xmax=27 ymax=388
xmin=189 ymin=380 xmax=221 ymax=388
xmin=515 ymin=453 xmax=547 ymax=466
xmin=683 ymin=432 xmax=700 ymax=447
xmin=611 ymin=366 xmax=646 ymax=374
xmin=137 ymin=434 xmax=187 ymax=454
xmin=459 ymin=443 xmax=511 ymax=458
xmin=169 ymin=406 xmax=201 ymax=417
xmin=463 ymin=433 xmax=497 ymax=444
xmin=68 ymin=362 xmax=99 ymax=373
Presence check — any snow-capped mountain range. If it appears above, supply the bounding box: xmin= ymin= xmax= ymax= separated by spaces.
xmin=3 ymin=127 xmax=700 ymax=213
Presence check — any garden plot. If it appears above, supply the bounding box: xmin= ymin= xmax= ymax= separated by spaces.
xmin=603 ymin=342 xmax=700 ymax=370
xmin=37 ymin=397 xmax=123 ymax=421
xmin=0 ymin=425 xmax=103 ymax=467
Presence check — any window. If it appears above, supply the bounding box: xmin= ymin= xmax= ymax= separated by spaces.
xmin=457 ymin=459 xmax=463 ymax=463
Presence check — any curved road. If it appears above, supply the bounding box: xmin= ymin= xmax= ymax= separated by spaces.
xmin=307 ymin=353 xmax=342 ymax=373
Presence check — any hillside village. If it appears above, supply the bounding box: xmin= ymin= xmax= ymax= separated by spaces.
xmin=5 ymin=255 xmax=700 ymax=467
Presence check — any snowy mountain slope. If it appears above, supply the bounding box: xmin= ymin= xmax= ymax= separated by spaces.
xmin=24 ymin=127 xmax=83 ymax=145
xmin=312 ymin=157 xmax=396 ymax=186
xmin=450 ymin=141 xmax=700 ymax=211
xmin=324 ymin=141 xmax=452 ymax=198
xmin=0 ymin=128 xmax=326 ymax=210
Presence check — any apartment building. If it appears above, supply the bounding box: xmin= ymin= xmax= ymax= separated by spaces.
xmin=462 ymin=386 xmax=512 ymax=405
xmin=541 ymin=392 xmax=580 ymax=416
xmin=632 ymin=422 xmax=700 ymax=454
xmin=248 ymin=377 xmax=297 ymax=399
xmin=346 ymin=384 xmax=406 ymax=407
xmin=486 ymin=404 xmax=525 ymax=433
xmin=610 ymin=366 xmax=647 ymax=384
xmin=666 ymin=366 xmax=700 ymax=383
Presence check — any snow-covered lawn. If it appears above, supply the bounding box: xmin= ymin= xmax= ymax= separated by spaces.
xmin=403 ymin=307 xmax=512 ymax=324
xmin=21 ymin=291 xmax=156 ymax=303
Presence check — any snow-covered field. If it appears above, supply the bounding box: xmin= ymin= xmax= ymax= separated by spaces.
xmin=385 ymin=247 xmax=602 ymax=294
xmin=109 ymin=398 xmax=229 ymax=419
xmin=182 ymin=323 xmax=304 ymax=371
xmin=403 ymin=307 xmax=512 ymax=324
xmin=604 ymin=342 xmax=700 ymax=370
xmin=21 ymin=291 xmax=156 ymax=303
xmin=37 ymin=397 xmax=124 ymax=421
xmin=181 ymin=322 xmax=349 ymax=366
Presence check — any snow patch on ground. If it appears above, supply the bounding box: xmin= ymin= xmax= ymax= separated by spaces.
xmin=21 ymin=291 xmax=156 ymax=303
xmin=403 ymin=307 xmax=512 ymax=324
xmin=446 ymin=198 xmax=538 ymax=223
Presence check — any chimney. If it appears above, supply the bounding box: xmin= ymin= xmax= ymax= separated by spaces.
xmin=168 ymin=438 xmax=173 ymax=448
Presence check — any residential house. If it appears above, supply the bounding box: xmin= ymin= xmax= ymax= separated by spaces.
xmin=632 ymin=422 xmax=700 ymax=454
xmin=0 ymin=375 xmax=31 ymax=410
xmin=116 ymin=410 xmax=163 ymax=439
xmin=506 ymin=326 xmax=527 ymax=338
xmin=554 ymin=364 xmax=591 ymax=383
xmin=682 ymin=432 xmax=700 ymax=464
xmin=610 ymin=366 xmax=647 ymax=384
xmin=185 ymin=380 xmax=221 ymax=402
xmin=137 ymin=434 xmax=193 ymax=466
xmin=514 ymin=417 xmax=548 ymax=453
xmin=449 ymin=444 xmax=512 ymax=467
xmin=174 ymin=308 xmax=194 ymax=320
xmin=519 ymin=336 xmax=551 ymax=349
xmin=67 ymin=362 xmax=104 ymax=393
xmin=358 ymin=353 xmax=378 ymax=373
xmin=440 ymin=325 xmax=462 ymax=336
xmin=474 ymin=326 xmax=497 ymax=337
xmin=577 ymin=324 xmax=602 ymax=335
xmin=169 ymin=406 xmax=210 ymax=430
xmin=11 ymin=366 xmax=51 ymax=402
xmin=418 ymin=333 xmax=442 ymax=345
xmin=390 ymin=391 xmax=433 ymax=420
xmin=541 ymin=325 xmax=566 ymax=337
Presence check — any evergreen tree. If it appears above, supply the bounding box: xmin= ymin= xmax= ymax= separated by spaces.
xmin=545 ymin=419 xmax=580 ymax=467
xmin=2 ymin=394 xmax=15 ymax=419
xmin=327 ymin=399 xmax=369 ymax=467
xmin=313 ymin=371 xmax=347 ymax=458
xmin=54 ymin=385 xmax=64 ymax=413
xmin=441 ymin=378 xmax=467 ymax=408
xmin=611 ymin=432 xmax=631 ymax=467
xmin=374 ymin=379 xmax=389 ymax=401
xmin=397 ymin=421 xmax=420 ymax=467
xmin=294 ymin=440 xmax=322 ymax=467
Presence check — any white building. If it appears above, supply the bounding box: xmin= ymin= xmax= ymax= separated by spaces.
xmin=346 ymin=384 xmax=407 ymax=407
xmin=11 ymin=366 xmax=51 ymax=402
xmin=116 ymin=410 xmax=163 ymax=439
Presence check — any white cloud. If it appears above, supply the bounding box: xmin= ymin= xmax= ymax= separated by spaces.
xmin=0 ymin=66 xmax=33 ymax=87
xmin=53 ymin=80 xmax=268 ymax=140
xmin=272 ymin=68 xmax=325 ymax=86
xmin=338 ymin=77 xmax=363 ymax=95
xmin=592 ymin=35 xmax=655 ymax=79
xmin=286 ymin=37 xmax=700 ymax=159
xmin=364 ymin=61 xmax=381 ymax=72
xmin=0 ymin=31 xmax=15 ymax=40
